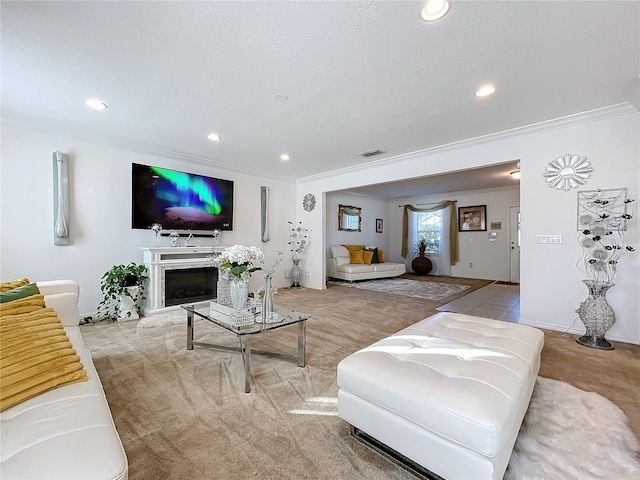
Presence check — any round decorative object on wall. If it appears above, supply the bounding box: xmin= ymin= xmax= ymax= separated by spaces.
xmin=543 ymin=154 xmax=593 ymax=191
xmin=303 ymin=193 xmax=316 ymax=212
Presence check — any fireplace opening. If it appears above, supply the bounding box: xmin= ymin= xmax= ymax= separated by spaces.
xmin=165 ymin=267 xmax=217 ymax=306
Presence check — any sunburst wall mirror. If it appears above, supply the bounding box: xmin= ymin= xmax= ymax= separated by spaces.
xmin=543 ymin=154 xmax=593 ymax=191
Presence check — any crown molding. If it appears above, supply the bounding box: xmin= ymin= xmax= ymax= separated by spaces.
xmin=297 ymin=102 xmax=638 ymax=184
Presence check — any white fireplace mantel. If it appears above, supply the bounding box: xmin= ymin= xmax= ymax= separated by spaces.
xmin=141 ymin=246 xmax=227 ymax=315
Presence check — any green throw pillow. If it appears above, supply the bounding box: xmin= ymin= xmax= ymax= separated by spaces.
xmin=0 ymin=283 xmax=40 ymax=304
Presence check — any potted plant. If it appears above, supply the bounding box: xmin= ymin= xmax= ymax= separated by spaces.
xmin=97 ymin=262 xmax=148 ymax=320
xmin=411 ymin=238 xmax=433 ymax=276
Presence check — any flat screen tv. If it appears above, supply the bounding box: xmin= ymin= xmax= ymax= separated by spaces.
xmin=131 ymin=163 xmax=233 ymax=234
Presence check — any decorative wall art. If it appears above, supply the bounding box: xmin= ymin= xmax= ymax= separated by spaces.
xmin=543 ymin=154 xmax=593 ymax=191
xmin=490 ymin=222 xmax=502 ymax=230
xmin=376 ymin=219 xmax=383 ymax=233
xmin=303 ymin=193 xmax=316 ymax=212
xmin=458 ymin=205 xmax=487 ymax=232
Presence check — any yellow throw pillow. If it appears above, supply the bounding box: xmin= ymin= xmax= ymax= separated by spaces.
xmin=0 ymin=305 xmax=88 ymax=412
xmin=343 ymin=244 xmax=366 ymax=252
xmin=349 ymin=249 xmax=365 ymax=264
xmin=363 ymin=250 xmax=374 ymax=265
xmin=0 ymin=277 xmax=30 ymax=293
xmin=378 ymin=249 xmax=385 ymax=263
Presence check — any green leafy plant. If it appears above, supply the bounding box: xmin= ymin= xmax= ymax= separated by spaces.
xmin=97 ymin=262 xmax=148 ymax=320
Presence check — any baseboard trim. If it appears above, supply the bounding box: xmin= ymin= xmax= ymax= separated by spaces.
xmin=519 ymin=318 xmax=639 ymax=345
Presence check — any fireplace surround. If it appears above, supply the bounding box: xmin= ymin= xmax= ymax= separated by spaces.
xmin=141 ymin=246 xmax=226 ymax=315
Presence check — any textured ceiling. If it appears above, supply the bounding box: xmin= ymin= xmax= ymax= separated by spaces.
xmin=2 ymin=1 xmax=639 ymax=188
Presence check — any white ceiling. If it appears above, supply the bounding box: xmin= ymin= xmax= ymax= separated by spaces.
xmin=2 ymin=1 xmax=639 ymax=193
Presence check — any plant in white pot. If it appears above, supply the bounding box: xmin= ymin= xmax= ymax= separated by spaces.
xmin=97 ymin=263 xmax=148 ymax=320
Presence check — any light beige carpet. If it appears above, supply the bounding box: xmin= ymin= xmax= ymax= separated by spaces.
xmin=81 ymin=285 xmax=640 ymax=479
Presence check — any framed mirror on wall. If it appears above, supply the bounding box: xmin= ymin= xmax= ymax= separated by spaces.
xmin=338 ymin=204 xmax=362 ymax=232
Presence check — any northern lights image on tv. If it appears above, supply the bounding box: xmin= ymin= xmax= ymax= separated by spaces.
xmin=132 ymin=163 xmax=234 ymax=232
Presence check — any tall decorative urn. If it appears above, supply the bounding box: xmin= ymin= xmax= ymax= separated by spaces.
xmin=575 ymin=280 xmax=615 ymax=350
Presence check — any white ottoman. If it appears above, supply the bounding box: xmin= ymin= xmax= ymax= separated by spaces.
xmin=337 ymin=312 xmax=544 ymax=480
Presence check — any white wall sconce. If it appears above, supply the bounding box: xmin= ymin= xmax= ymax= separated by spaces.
xmin=53 ymin=151 xmax=70 ymax=245
xmin=261 ymin=186 xmax=270 ymax=242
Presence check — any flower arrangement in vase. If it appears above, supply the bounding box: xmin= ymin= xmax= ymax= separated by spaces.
xmin=288 ymin=221 xmax=309 ymax=287
xmin=211 ymin=244 xmax=263 ymax=309
xmin=575 ymin=189 xmax=635 ymax=349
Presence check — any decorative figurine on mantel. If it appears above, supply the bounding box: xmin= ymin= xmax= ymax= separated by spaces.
xmin=151 ymin=223 xmax=162 ymax=246
xmin=575 ymin=188 xmax=635 ymax=350
xmin=288 ymin=221 xmax=309 ymax=288
xmin=212 ymin=229 xmax=221 ymax=246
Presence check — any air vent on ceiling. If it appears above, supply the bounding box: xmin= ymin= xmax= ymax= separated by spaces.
xmin=358 ymin=149 xmax=385 ymax=158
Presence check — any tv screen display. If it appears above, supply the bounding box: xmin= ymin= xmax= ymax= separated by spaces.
xmin=132 ymin=163 xmax=233 ymax=233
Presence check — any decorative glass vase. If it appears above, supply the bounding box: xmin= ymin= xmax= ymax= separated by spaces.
xmin=260 ymin=275 xmax=279 ymax=323
xmin=216 ymin=268 xmax=232 ymax=307
xmin=229 ymin=277 xmax=249 ymax=310
xmin=290 ymin=259 xmax=302 ymax=288
xmin=576 ymin=280 xmax=615 ymax=350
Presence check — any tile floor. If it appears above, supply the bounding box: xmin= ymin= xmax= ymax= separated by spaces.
xmin=437 ymin=282 xmax=520 ymax=322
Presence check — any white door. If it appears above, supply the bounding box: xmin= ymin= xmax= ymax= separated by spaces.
xmin=509 ymin=206 xmax=521 ymax=283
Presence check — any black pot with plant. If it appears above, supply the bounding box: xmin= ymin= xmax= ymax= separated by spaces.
xmin=97 ymin=262 xmax=148 ymax=320
xmin=411 ymin=238 xmax=433 ymax=276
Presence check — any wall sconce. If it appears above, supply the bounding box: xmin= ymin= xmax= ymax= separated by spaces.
xmin=53 ymin=152 xmax=70 ymax=245
xmin=261 ymin=186 xmax=270 ymax=242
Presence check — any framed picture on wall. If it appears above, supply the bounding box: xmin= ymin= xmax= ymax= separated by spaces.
xmin=458 ymin=205 xmax=487 ymax=232
xmin=376 ymin=218 xmax=383 ymax=233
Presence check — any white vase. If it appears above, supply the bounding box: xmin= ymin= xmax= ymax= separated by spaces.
xmin=118 ymin=286 xmax=140 ymax=321
xmin=229 ymin=277 xmax=249 ymax=310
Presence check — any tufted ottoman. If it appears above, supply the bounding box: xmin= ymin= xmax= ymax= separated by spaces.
xmin=337 ymin=312 xmax=544 ymax=480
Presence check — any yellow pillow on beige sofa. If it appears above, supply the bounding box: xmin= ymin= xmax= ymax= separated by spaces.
xmin=349 ymin=250 xmax=365 ymax=264
xmin=0 ymin=298 xmax=88 ymax=412
xmin=363 ymin=250 xmax=374 ymax=265
xmin=343 ymin=244 xmax=366 ymax=252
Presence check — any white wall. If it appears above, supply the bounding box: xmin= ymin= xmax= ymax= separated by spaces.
xmin=0 ymin=124 xmax=296 ymax=316
xmin=298 ymin=108 xmax=640 ymax=344
xmin=325 ymin=192 xmax=389 ymax=256
xmin=389 ymin=187 xmax=520 ymax=281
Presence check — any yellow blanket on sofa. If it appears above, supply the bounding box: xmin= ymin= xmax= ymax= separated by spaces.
xmin=0 ymin=295 xmax=88 ymax=412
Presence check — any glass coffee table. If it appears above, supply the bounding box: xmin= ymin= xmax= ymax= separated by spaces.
xmin=182 ymin=302 xmax=311 ymax=393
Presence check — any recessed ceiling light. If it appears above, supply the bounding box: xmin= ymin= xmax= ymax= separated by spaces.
xmin=280 ymin=153 xmax=290 ymax=161
xmin=475 ymin=85 xmax=496 ymax=97
xmin=510 ymin=170 xmax=521 ymax=180
xmin=86 ymin=97 xmax=108 ymax=111
xmin=420 ymin=0 xmax=450 ymax=22
xmin=274 ymin=93 xmax=288 ymax=102
xmin=207 ymin=133 xmax=221 ymax=142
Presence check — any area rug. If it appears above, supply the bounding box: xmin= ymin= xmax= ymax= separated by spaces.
xmin=137 ymin=309 xmax=185 ymax=328
xmin=506 ymin=376 xmax=640 ymax=479
xmin=329 ymin=278 xmax=469 ymax=301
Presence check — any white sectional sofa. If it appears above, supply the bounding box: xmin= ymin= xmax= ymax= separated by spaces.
xmin=337 ymin=311 xmax=544 ymax=480
xmin=0 ymin=280 xmax=128 ymax=480
xmin=327 ymin=245 xmax=406 ymax=282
